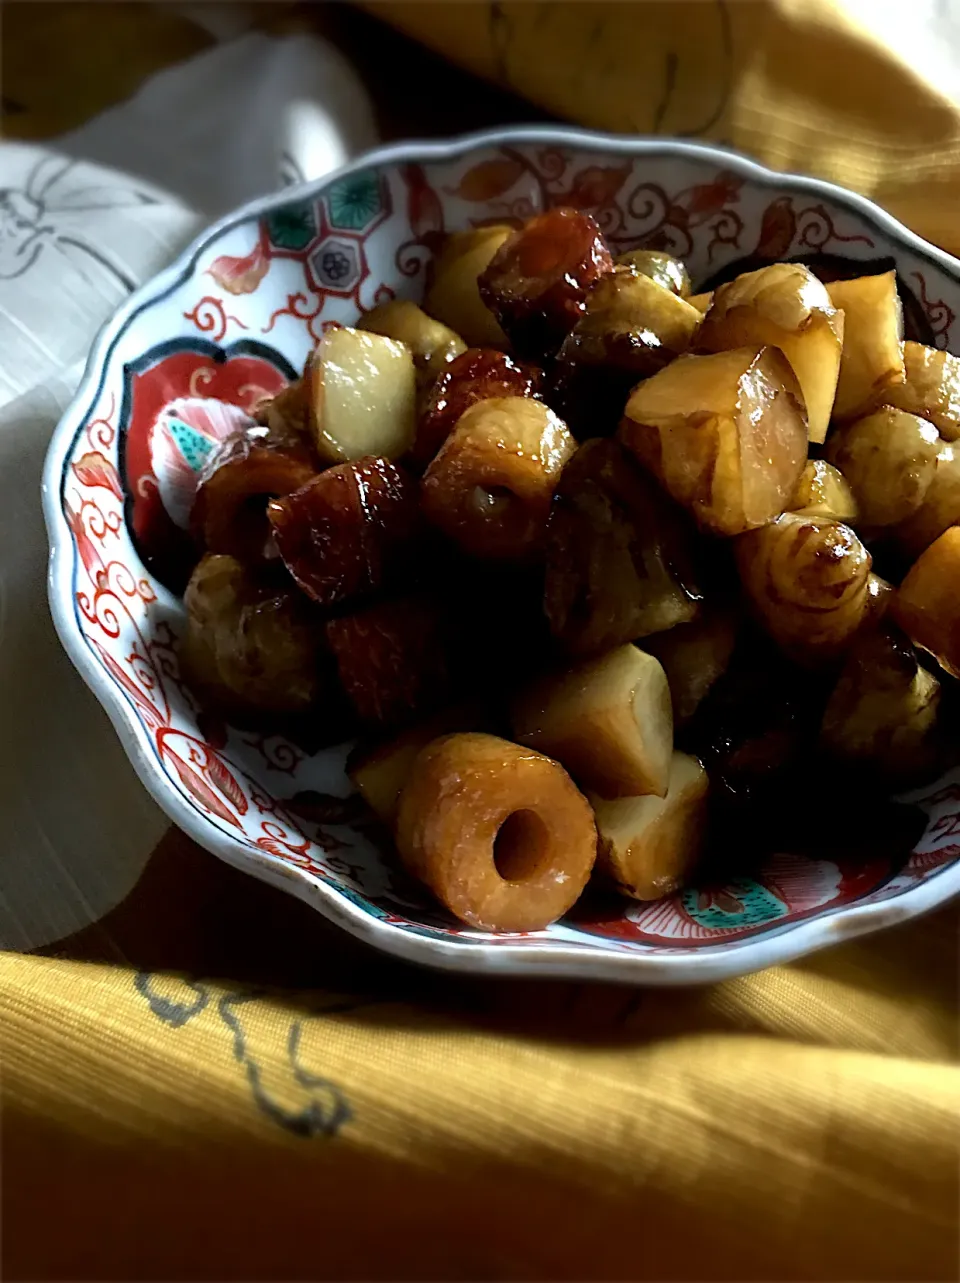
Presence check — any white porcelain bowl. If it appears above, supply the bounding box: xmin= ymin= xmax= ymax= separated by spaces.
xmin=43 ymin=127 xmax=960 ymax=984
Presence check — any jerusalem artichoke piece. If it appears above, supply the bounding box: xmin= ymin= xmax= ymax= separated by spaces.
xmin=543 ymin=437 xmax=701 ymax=656
xmin=357 ymin=300 xmax=466 ymax=386
xmin=820 ymin=625 xmax=942 ymax=785
xmin=511 ymin=644 xmax=673 ymax=800
xmin=892 ymin=441 xmax=960 ymax=558
xmin=308 ymin=326 xmax=416 ymax=464
xmin=788 ymin=460 xmax=858 ymax=523
xmin=614 ymin=249 xmax=691 ymax=297
xmin=267 ymin=456 xmax=421 ymax=608
xmin=825 ymin=271 xmax=904 ymax=421
xmin=421 ymin=396 xmax=576 ymax=560
xmin=824 ymin=407 xmax=940 ymax=528
xmin=619 ymin=346 xmax=808 ymax=537
xmin=346 ymin=704 xmax=490 ymax=828
xmin=886 ymin=342 xmax=960 ymax=440
xmin=477 ymin=207 xmax=614 ymax=360
xmin=255 ymin=376 xmax=312 ymax=444
xmin=550 ymin=268 xmax=703 ymax=435
xmin=414 ymin=347 xmax=542 ymax=468
xmin=425 ymin=225 xmax=513 ymax=349
xmin=643 ymin=605 xmax=739 ymax=727
xmin=892 ymin=526 xmax=960 ymax=678
xmin=687 ymin=291 xmax=713 ymax=315
xmin=698 ymin=262 xmax=844 ymax=443
xmin=326 ymin=594 xmax=453 ymax=727
xmin=592 ymin=752 xmax=709 ymax=901
xmin=191 ymin=428 xmax=318 ymax=563
xmin=735 ymin=513 xmax=879 ymax=668
xmin=181 ymin=554 xmax=324 ymax=717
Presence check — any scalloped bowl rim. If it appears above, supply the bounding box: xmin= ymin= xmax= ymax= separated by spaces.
xmin=42 ymin=125 xmax=960 ymax=985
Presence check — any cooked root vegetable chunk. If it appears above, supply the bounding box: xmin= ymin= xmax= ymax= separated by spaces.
xmin=687 ymin=291 xmax=713 ymax=315
xmin=478 ymin=208 xmax=614 ymax=360
xmin=821 ymin=625 xmax=942 ymax=783
xmin=267 ymin=456 xmax=420 ymax=607
xmin=357 ymin=300 xmax=466 ymax=385
xmin=395 ymin=732 xmax=597 ymax=932
xmin=826 ymin=271 xmax=904 ymax=420
xmin=643 ymin=605 xmax=739 ymax=727
xmin=736 ymin=513 xmax=877 ymax=667
xmin=511 ymin=644 xmax=673 ymax=799
xmin=698 ymin=262 xmax=843 ymax=443
xmin=326 ymin=595 xmax=451 ymax=726
xmin=414 ymin=348 xmax=541 ymax=467
xmin=825 ymin=407 xmax=940 ymax=528
xmin=426 ymin=225 xmax=512 ymax=348
xmin=620 ymin=346 xmax=808 ymax=537
xmin=309 ymin=326 xmax=416 ymax=464
xmin=788 ymin=460 xmax=859 ymax=523
xmin=893 ymin=441 xmax=960 ymax=557
xmin=181 ymin=554 xmax=322 ymax=715
xmin=421 ymin=396 xmax=575 ymax=559
xmin=614 ymin=249 xmax=691 ymax=297
xmin=256 ymin=377 xmax=312 ymax=443
xmin=191 ymin=429 xmax=317 ymax=563
xmin=892 ymin=527 xmax=960 ymax=677
xmin=592 ymin=751 xmax=709 ymax=900
xmin=346 ymin=705 xmax=487 ymax=827
xmin=544 ymin=438 xmax=700 ymax=655
xmin=886 ymin=342 xmax=960 ymax=440
xmin=551 ymin=268 xmax=702 ymax=433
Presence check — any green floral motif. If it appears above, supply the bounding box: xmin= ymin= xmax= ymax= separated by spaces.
xmin=681 ymin=881 xmax=788 ymax=928
xmin=264 ymin=200 xmax=318 ymax=252
xmin=325 ymin=172 xmax=382 ymax=232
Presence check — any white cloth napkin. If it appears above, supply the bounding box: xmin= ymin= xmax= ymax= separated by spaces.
xmin=0 ymin=32 xmax=376 ymax=949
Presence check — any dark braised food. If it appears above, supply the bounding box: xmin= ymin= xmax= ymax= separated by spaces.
xmin=178 ymin=210 xmax=954 ymax=932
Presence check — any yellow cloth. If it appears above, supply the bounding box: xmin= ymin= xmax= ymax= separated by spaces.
xmin=364 ymin=0 xmax=960 ymax=258
xmin=4 ymin=3 xmax=960 ymax=1279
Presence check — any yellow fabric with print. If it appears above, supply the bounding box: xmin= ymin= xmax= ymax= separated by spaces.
xmin=3 ymin=2 xmax=960 ymax=1279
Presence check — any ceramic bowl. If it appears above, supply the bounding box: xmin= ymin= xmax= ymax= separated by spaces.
xmin=44 ymin=127 xmax=960 ymax=984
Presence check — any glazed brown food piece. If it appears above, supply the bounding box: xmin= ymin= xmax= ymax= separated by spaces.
xmin=267 ymin=456 xmax=420 ymax=608
xmin=191 ymin=427 xmax=317 ymax=563
xmin=550 ymin=268 xmax=703 ymax=436
xmin=512 ymin=644 xmax=673 ymax=800
xmin=892 ymin=526 xmax=960 ymax=677
xmin=698 ymin=262 xmax=844 ymax=443
xmin=893 ymin=441 xmax=960 ymax=557
xmin=820 ymin=624 xmax=942 ymax=784
xmin=421 ymin=397 xmax=576 ymax=560
xmin=478 ymin=207 xmax=614 ymax=360
xmin=395 ymin=732 xmax=597 ymax=932
xmin=788 ymin=459 xmax=858 ymax=523
xmin=735 ymin=513 xmax=885 ymax=667
xmin=825 ymin=407 xmax=940 ymax=529
xmin=620 ymin=346 xmax=808 ymax=537
xmin=592 ymin=751 xmax=709 ymax=901
xmin=357 ymin=300 xmax=466 ymax=386
xmin=825 ymin=271 xmax=904 ymax=421
xmin=426 ymin=225 xmax=512 ymax=348
xmin=544 ymin=437 xmax=700 ymax=655
xmin=643 ymin=604 xmax=739 ymax=727
xmin=614 ymin=249 xmax=691 ymax=297
xmin=326 ymin=594 xmax=452 ymax=726
xmin=181 ymin=554 xmax=324 ymax=716
xmin=885 ymin=342 xmax=960 ymax=440
xmin=414 ymin=347 xmax=542 ymax=468
xmin=255 ymin=376 xmax=312 ymax=443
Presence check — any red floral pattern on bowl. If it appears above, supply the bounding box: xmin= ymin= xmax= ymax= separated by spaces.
xmin=44 ymin=129 xmax=960 ymax=985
